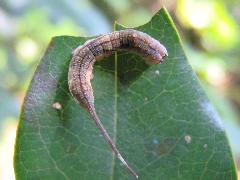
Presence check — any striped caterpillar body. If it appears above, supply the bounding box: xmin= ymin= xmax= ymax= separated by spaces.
xmin=68 ymin=29 xmax=168 ymax=178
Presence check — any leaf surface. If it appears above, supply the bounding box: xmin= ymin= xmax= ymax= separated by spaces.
xmin=14 ymin=8 xmax=237 ymax=180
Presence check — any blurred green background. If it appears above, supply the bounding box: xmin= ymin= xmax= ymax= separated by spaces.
xmin=0 ymin=0 xmax=239 ymax=179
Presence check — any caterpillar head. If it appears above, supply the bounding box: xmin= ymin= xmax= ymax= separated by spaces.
xmin=145 ymin=39 xmax=168 ymax=64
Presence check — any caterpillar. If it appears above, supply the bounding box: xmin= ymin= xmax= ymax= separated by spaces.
xmin=68 ymin=29 xmax=168 ymax=178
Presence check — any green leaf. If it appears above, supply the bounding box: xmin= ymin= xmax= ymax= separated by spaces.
xmin=14 ymin=8 xmax=237 ymax=180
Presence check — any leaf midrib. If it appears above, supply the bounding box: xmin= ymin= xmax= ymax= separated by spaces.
xmin=110 ymin=51 xmax=118 ymax=180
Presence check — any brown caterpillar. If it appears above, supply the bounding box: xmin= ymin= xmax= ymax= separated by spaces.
xmin=68 ymin=29 xmax=168 ymax=178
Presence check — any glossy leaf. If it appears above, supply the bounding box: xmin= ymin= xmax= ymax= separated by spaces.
xmin=14 ymin=8 xmax=237 ymax=180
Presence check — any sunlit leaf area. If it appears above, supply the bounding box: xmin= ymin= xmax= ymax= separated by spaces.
xmin=0 ymin=0 xmax=240 ymax=179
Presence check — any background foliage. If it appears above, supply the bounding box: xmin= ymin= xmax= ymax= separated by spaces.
xmin=0 ymin=0 xmax=239 ymax=179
